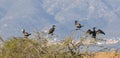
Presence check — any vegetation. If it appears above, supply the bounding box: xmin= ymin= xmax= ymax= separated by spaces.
xmin=0 ymin=32 xmax=119 ymax=58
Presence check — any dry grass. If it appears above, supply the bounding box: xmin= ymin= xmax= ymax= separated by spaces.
xmin=94 ymin=51 xmax=120 ymax=58
xmin=0 ymin=32 xmax=85 ymax=58
xmin=0 ymin=32 xmax=119 ymax=58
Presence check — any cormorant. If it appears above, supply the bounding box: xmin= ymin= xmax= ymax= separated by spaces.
xmin=48 ymin=25 xmax=56 ymax=35
xmin=75 ymin=20 xmax=83 ymax=30
xmin=21 ymin=29 xmax=31 ymax=38
xmin=85 ymin=27 xmax=105 ymax=38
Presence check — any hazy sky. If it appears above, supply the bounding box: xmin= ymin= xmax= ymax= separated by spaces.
xmin=0 ymin=0 xmax=120 ymax=39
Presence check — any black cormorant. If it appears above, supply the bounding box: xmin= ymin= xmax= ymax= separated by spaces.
xmin=48 ymin=25 xmax=56 ymax=35
xmin=85 ymin=27 xmax=105 ymax=38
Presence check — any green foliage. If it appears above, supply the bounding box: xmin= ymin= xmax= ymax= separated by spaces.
xmin=0 ymin=33 xmax=89 ymax=58
xmin=1 ymin=37 xmax=40 ymax=58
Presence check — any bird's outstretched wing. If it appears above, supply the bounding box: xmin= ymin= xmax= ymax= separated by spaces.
xmin=86 ymin=29 xmax=92 ymax=34
xmin=96 ymin=29 xmax=105 ymax=35
xmin=85 ymin=29 xmax=92 ymax=37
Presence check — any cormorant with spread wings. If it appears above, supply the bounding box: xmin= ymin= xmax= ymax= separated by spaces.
xmin=85 ymin=27 xmax=105 ymax=38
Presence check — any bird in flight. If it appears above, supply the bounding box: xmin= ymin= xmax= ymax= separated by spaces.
xmin=48 ymin=25 xmax=56 ymax=35
xmin=85 ymin=27 xmax=105 ymax=39
xmin=75 ymin=20 xmax=83 ymax=30
xmin=21 ymin=29 xmax=31 ymax=38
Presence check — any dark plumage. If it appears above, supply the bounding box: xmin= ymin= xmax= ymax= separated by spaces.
xmin=75 ymin=20 xmax=83 ymax=30
xmin=96 ymin=29 xmax=105 ymax=35
xmin=85 ymin=27 xmax=105 ymax=38
xmin=86 ymin=29 xmax=92 ymax=35
xmin=48 ymin=25 xmax=56 ymax=35
xmin=21 ymin=29 xmax=31 ymax=38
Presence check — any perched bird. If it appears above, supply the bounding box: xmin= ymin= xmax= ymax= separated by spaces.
xmin=75 ymin=20 xmax=83 ymax=30
xmin=21 ymin=29 xmax=31 ymax=38
xmin=48 ymin=25 xmax=56 ymax=35
xmin=85 ymin=27 xmax=105 ymax=38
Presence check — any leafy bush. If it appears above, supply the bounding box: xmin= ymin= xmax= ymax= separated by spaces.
xmin=0 ymin=32 xmax=119 ymax=58
xmin=0 ymin=35 xmax=85 ymax=58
